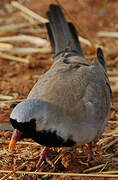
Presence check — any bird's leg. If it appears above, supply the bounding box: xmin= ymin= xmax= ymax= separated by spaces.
xmin=36 ymin=147 xmax=54 ymax=168
xmin=87 ymin=142 xmax=94 ymax=161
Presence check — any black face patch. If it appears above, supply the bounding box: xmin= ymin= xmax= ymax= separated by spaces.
xmin=10 ymin=118 xmax=36 ymax=138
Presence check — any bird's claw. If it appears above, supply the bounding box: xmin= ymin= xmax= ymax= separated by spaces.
xmin=36 ymin=147 xmax=54 ymax=169
xmin=87 ymin=142 xmax=94 ymax=162
xmin=36 ymin=155 xmax=54 ymax=169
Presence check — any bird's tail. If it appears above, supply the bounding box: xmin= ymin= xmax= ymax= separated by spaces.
xmin=46 ymin=4 xmax=84 ymax=58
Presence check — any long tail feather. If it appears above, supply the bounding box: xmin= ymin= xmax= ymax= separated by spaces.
xmin=46 ymin=4 xmax=84 ymax=58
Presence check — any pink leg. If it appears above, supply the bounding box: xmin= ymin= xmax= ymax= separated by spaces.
xmin=87 ymin=142 xmax=94 ymax=161
xmin=36 ymin=147 xmax=54 ymax=168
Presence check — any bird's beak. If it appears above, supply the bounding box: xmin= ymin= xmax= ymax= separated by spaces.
xmin=9 ymin=129 xmax=22 ymax=152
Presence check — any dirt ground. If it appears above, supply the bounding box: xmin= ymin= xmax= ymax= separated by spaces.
xmin=0 ymin=0 xmax=118 ymax=179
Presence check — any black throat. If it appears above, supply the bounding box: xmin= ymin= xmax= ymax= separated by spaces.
xmin=34 ymin=130 xmax=76 ymax=147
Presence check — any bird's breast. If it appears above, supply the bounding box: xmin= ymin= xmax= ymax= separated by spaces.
xmin=34 ymin=129 xmax=76 ymax=147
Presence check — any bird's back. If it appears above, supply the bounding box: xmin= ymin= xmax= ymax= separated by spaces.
xmin=28 ymin=55 xmax=111 ymax=145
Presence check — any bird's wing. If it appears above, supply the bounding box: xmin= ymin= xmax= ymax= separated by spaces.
xmin=28 ymin=56 xmax=111 ymax=144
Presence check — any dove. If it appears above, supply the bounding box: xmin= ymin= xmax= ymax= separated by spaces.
xmin=8 ymin=4 xmax=111 ymax=167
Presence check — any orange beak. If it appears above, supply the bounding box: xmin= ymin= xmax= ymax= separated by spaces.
xmin=9 ymin=129 xmax=22 ymax=152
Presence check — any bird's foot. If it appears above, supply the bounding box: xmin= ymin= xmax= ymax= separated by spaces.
xmin=87 ymin=142 xmax=94 ymax=162
xmin=36 ymin=147 xmax=54 ymax=168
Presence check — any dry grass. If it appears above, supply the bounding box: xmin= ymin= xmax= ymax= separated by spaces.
xmin=0 ymin=0 xmax=118 ymax=179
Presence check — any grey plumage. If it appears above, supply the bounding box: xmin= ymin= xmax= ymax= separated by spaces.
xmin=27 ymin=56 xmax=111 ymax=144
xmin=9 ymin=4 xmax=111 ymax=148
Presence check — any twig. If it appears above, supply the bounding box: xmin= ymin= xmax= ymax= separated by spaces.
xmin=0 ymin=43 xmax=13 ymax=51
xmin=79 ymin=36 xmax=91 ymax=46
xmin=0 ymin=23 xmax=38 ymax=34
xmin=99 ymin=162 xmax=109 ymax=173
xmin=0 ymin=161 xmax=28 ymax=180
xmin=102 ymin=138 xmax=118 ymax=150
xmin=111 ymin=84 xmax=118 ymax=92
xmin=108 ymin=121 xmax=118 ymax=124
xmin=98 ymin=32 xmax=118 ymax=38
xmin=20 ymin=27 xmax=47 ymax=34
xmin=11 ymin=1 xmax=48 ymax=23
xmin=0 ymin=52 xmax=29 ymax=63
xmin=83 ymin=164 xmax=105 ymax=173
xmin=12 ymin=47 xmax=51 ymax=55
xmin=103 ymin=129 xmax=118 ymax=136
xmin=97 ymin=137 xmax=113 ymax=145
xmin=108 ymin=70 xmax=118 ymax=76
xmin=100 ymin=170 xmax=118 ymax=174
xmin=0 ymin=99 xmax=25 ymax=104
xmin=0 ymin=95 xmax=14 ymax=100
xmin=109 ymin=77 xmax=118 ymax=82
xmin=1 ymin=170 xmax=118 ymax=177
xmin=20 ymin=12 xmax=38 ymax=24
xmin=0 ymin=35 xmax=48 ymax=47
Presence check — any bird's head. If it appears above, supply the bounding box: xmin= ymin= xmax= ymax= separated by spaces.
xmin=9 ymin=99 xmax=44 ymax=151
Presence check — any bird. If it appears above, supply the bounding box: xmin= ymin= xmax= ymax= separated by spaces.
xmin=8 ymin=4 xmax=111 ymax=167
